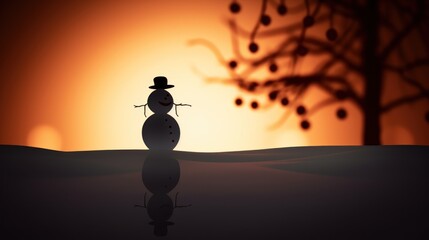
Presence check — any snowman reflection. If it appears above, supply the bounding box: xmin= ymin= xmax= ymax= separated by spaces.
xmin=135 ymin=152 xmax=191 ymax=237
xmin=134 ymin=76 xmax=191 ymax=150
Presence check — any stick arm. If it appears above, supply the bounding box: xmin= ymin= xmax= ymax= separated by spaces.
xmin=134 ymin=103 xmax=148 ymax=117
xmin=173 ymin=103 xmax=192 ymax=117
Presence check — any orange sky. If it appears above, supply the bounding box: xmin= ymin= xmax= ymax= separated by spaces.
xmin=0 ymin=0 xmax=428 ymax=152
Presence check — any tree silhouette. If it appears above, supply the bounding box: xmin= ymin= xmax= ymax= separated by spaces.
xmin=192 ymin=0 xmax=429 ymax=145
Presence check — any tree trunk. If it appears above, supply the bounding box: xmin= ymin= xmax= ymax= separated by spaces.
xmin=362 ymin=0 xmax=382 ymax=145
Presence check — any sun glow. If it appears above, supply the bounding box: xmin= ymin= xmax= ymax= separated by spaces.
xmin=27 ymin=125 xmax=62 ymax=150
xmin=21 ymin=0 xmax=299 ymax=152
xmin=4 ymin=0 xmax=425 ymax=152
xmin=7 ymin=0 xmax=358 ymax=152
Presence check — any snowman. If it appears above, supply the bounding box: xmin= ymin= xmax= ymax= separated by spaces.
xmin=134 ymin=76 xmax=190 ymax=150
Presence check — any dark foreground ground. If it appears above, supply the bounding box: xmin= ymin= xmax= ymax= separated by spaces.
xmin=1 ymin=145 xmax=429 ymax=239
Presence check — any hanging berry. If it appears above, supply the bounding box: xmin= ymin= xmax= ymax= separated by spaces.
xmin=251 ymin=101 xmax=259 ymax=109
xmin=336 ymin=108 xmax=347 ymax=119
xmin=300 ymin=120 xmax=310 ymax=130
xmin=296 ymin=105 xmax=307 ymax=115
xmin=249 ymin=42 xmax=259 ymax=53
xmin=260 ymin=14 xmax=271 ymax=26
xmin=229 ymin=2 xmax=241 ymax=14
xmin=277 ymin=4 xmax=288 ymax=15
xmin=268 ymin=90 xmax=279 ymax=101
xmin=326 ymin=28 xmax=338 ymax=41
xmin=247 ymin=82 xmax=258 ymax=92
xmin=303 ymin=15 xmax=315 ymax=28
xmin=235 ymin=98 xmax=243 ymax=106
xmin=269 ymin=63 xmax=278 ymax=72
xmin=229 ymin=60 xmax=238 ymax=69
xmin=281 ymin=97 xmax=289 ymax=106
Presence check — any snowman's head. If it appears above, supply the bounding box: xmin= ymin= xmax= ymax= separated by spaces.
xmin=148 ymin=89 xmax=174 ymax=114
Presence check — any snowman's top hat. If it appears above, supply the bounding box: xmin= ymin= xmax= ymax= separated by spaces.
xmin=149 ymin=76 xmax=174 ymax=89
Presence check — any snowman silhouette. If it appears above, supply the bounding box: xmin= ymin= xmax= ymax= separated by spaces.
xmin=134 ymin=76 xmax=191 ymax=150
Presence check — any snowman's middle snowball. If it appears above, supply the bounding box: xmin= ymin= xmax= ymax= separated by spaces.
xmin=142 ymin=114 xmax=180 ymax=150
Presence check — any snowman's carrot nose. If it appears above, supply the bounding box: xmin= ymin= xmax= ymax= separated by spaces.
xmin=173 ymin=103 xmax=191 ymax=117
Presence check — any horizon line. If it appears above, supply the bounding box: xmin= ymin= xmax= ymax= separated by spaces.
xmin=1 ymin=144 xmax=428 ymax=154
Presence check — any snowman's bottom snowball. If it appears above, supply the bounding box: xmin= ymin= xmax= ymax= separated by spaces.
xmin=142 ymin=114 xmax=180 ymax=150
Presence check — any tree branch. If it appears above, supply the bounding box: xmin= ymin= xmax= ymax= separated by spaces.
xmin=391 ymin=0 xmax=418 ymax=17
xmin=228 ymin=20 xmax=246 ymax=62
xmin=380 ymin=1 xmax=423 ymax=61
xmin=246 ymin=32 xmax=361 ymax=74
xmin=384 ymin=58 xmax=429 ymax=73
xmin=188 ymin=39 xmax=227 ymax=64
xmin=402 ymin=58 xmax=429 ymax=71
xmin=384 ymin=66 xmax=429 ymax=100
xmin=399 ymin=74 xmax=429 ymax=98
xmin=307 ymin=97 xmax=338 ymax=117
xmin=382 ymin=91 xmax=429 ymax=113
xmin=314 ymin=76 xmax=363 ymax=108
xmin=269 ymin=74 xmax=363 ymax=107
xmin=230 ymin=14 xmax=330 ymax=39
xmin=249 ymin=0 xmax=268 ymax=41
xmin=302 ymin=36 xmax=361 ymax=72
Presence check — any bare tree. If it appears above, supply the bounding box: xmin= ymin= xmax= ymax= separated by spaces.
xmin=191 ymin=0 xmax=429 ymax=145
